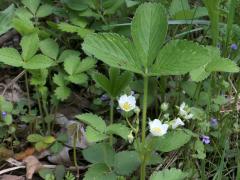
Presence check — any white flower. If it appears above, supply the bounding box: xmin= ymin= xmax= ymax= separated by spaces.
xmin=179 ymin=108 xmax=188 ymax=117
xmin=180 ymin=102 xmax=186 ymax=110
xmin=149 ymin=119 xmax=169 ymax=136
xmin=171 ymin=117 xmax=185 ymax=129
xmin=118 ymin=94 xmax=136 ymax=112
xmin=185 ymin=113 xmax=193 ymax=120
xmin=178 ymin=102 xmax=193 ymax=120
xmin=161 ymin=102 xmax=169 ymax=111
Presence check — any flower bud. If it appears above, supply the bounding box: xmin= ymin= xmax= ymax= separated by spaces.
xmin=134 ymin=106 xmax=140 ymax=114
xmin=127 ymin=131 xmax=134 ymax=143
xmin=161 ymin=102 xmax=169 ymax=111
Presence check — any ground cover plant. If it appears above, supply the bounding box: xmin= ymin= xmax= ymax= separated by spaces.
xmin=0 ymin=0 xmax=240 ymax=179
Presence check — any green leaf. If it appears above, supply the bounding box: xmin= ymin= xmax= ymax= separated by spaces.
xmin=27 ymin=134 xmax=44 ymax=142
xmin=0 ymin=4 xmax=15 ymax=36
xmin=75 ymin=57 xmax=96 ymax=74
xmin=35 ymin=141 xmax=49 ymax=151
xmin=84 ymin=163 xmax=116 ymax=180
xmin=20 ymin=33 xmax=39 ymax=60
xmin=64 ymin=56 xmax=81 ymax=75
xmin=86 ymin=126 xmax=108 ymax=143
xmin=23 ymin=54 xmax=54 ymax=69
xmin=0 ymin=96 xmax=13 ymax=112
xmin=213 ymin=95 xmax=228 ymax=105
xmin=110 ymin=70 xmax=133 ymax=97
xmin=92 ymin=72 xmax=112 ymax=95
xmin=150 ymin=168 xmax=188 ymax=180
xmin=192 ymin=140 xmax=206 ymax=159
xmin=106 ymin=123 xmax=130 ymax=140
xmin=190 ymin=67 xmax=210 ymax=82
xmin=114 ymin=151 xmax=140 ymax=176
xmin=151 ymin=40 xmax=211 ymax=76
xmin=55 ymin=165 xmax=66 ymax=180
xmin=68 ymin=73 xmax=88 ymax=85
xmin=22 ymin=0 xmax=41 ymax=14
xmin=12 ymin=17 xmax=35 ymax=35
xmin=58 ymin=49 xmax=80 ymax=63
xmin=36 ymin=4 xmax=53 ymax=18
xmin=0 ymin=48 xmax=23 ymax=67
xmin=53 ymin=73 xmax=68 ymax=87
xmin=156 ymin=130 xmax=191 ymax=152
xmin=54 ymin=86 xmax=71 ymax=101
xmin=103 ymin=0 xmax=124 ymax=15
xmin=58 ymin=22 xmax=93 ymax=38
xmin=4 ymin=114 xmax=12 ymax=125
xmin=131 ymin=3 xmax=167 ymax=67
xmin=76 ymin=113 xmax=106 ymax=133
xmin=82 ymin=143 xmax=115 ymax=166
xmin=15 ymin=7 xmax=33 ymax=20
xmin=43 ymin=136 xmax=56 ymax=144
xmin=169 ymin=0 xmax=190 ymax=16
xmin=62 ymin=0 xmax=88 ymax=11
xmin=206 ymin=58 xmax=239 ymax=72
xmin=82 ymin=33 xmax=143 ymax=74
xmin=93 ymin=68 xmax=132 ymax=98
xmin=39 ymin=38 xmax=59 ymax=59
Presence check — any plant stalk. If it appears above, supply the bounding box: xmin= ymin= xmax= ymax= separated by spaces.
xmin=140 ymin=75 xmax=149 ymax=180
xmin=109 ymin=97 xmax=114 ymax=145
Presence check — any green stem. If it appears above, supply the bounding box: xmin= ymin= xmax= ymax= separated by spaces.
xmin=140 ymin=76 xmax=149 ymax=180
xmin=24 ymin=72 xmax=31 ymax=114
xmin=141 ymin=76 xmax=148 ymax=144
xmin=109 ymin=97 xmax=114 ymax=145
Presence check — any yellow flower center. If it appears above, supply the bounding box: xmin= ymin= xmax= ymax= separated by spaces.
xmin=152 ymin=127 xmax=161 ymax=133
xmin=122 ymin=102 xmax=131 ymax=111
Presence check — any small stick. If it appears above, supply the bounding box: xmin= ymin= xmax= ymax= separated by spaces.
xmin=1 ymin=70 xmax=25 ymax=96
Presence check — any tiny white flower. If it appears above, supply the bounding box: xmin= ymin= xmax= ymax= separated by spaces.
xmin=180 ymin=102 xmax=186 ymax=110
xmin=118 ymin=94 xmax=136 ymax=112
xmin=171 ymin=117 xmax=185 ymax=129
xmin=149 ymin=119 xmax=169 ymax=136
xmin=185 ymin=113 xmax=193 ymax=120
xmin=179 ymin=108 xmax=188 ymax=117
xmin=161 ymin=102 xmax=169 ymax=111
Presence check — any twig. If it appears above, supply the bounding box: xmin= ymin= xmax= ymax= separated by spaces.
xmin=1 ymin=70 xmax=25 ymax=96
xmin=0 ymin=166 xmax=25 ymax=175
xmin=2 ymin=158 xmax=87 ymax=175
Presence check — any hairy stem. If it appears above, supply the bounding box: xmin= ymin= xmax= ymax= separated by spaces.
xmin=109 ymin=97 xmax=114 ymax=146
xmin=140 ymin=75 xmax=149 ymax=180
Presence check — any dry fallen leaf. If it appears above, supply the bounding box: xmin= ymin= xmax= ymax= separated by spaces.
xmin=56 ymin=114 xmax=88 ymax=148
xmin=0 ymin=175 xmax=24 ymax=180
xmin=15 ymin=147 xmax=35 ymax=161
xmin=47 ymin=147 xmax=72 ymax=166
xmin=0 ymin=147 xmax=14 ymax=160
xmin=23 ymin=156 xmax=42 ymax=179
